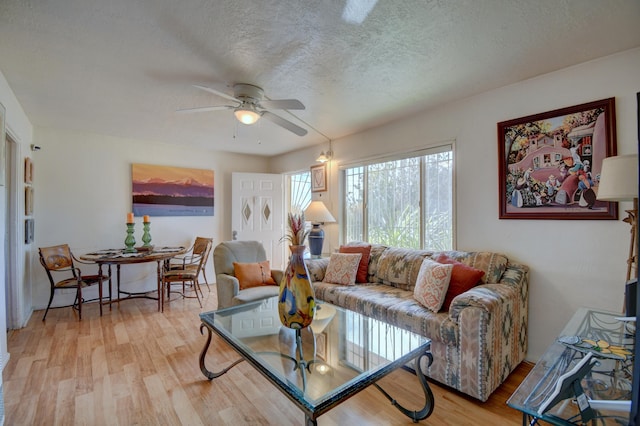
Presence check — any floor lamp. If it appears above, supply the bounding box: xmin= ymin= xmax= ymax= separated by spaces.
xmin=304 ymin=201 xmax=336 ymax=258
xmin=597 ymin=153 xmax=639 ymax=313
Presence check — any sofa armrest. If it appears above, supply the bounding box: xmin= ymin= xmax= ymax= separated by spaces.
xmin=215 ymin=274 xmax=240 ymax=309
xmin=449 ymin=263 xmax=528 ymax=322
xmin=449 ymin=284 xmax=514 ymax=322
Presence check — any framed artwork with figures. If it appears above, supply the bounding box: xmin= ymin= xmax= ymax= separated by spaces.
xmin=498 ymin=97 xmax=617 ymax=220
xmin=310 ymin=163 xmax=327 ymax=192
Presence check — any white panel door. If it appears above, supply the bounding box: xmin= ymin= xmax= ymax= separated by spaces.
xmin=231 ymin=172 xmax=285 ymax=270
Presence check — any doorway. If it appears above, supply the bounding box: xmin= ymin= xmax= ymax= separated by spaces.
xmin=4 ymin=132 xmax=23 ymax=330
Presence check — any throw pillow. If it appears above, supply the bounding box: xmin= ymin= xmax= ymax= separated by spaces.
xmin=413 ymin=258 xmax=453 ymax=312
xmin=339 ymin=244 xmax=372 ymax=283
xmin=436 ymin=254 xmax=485 ymax=311
xmin=323 ymin=253 xmax=362 ymax=285
xmin=234 ymin=260 xmax=277 ymax=290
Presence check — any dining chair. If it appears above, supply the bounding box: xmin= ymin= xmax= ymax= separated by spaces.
xmin=38 ymin=244 xmax=109 ymax=321
xmin=166 ymin=236 xmax=213 ymax=291
xmin=163 ymin=239 xmax=212 ymax=308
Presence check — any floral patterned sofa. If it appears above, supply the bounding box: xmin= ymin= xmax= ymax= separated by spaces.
xmin=305 ymin=244 xmax=529 ymax=402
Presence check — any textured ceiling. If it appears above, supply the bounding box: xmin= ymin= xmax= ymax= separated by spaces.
xmin=1 ymin=0 xmax=639 ymax=156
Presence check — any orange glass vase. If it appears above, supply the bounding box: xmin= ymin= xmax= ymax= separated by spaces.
xmin=278 ymin=245 xmax=316 ymax=329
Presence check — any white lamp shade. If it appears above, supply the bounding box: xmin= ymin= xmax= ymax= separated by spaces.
xmin=304 ymin=201 xmax=336 ymax=223
xmin=597 ymin=154 xmax=639 ymax=201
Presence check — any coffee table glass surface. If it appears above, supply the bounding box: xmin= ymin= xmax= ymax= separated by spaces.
xmin=508 ymin=307 xmax=635 ymax=425
xmin=199 ymin=296 xmax=433 ymax=424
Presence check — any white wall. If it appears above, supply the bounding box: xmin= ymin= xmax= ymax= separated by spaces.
xmin=30 ymin=127 xmax=270 ymax=309
xmin=270 ymin=48 xmax=640 ymax=361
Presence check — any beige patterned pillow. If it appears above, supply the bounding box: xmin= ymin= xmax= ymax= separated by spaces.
xmin=413 ymin=258 xmax=454 ymax=312
xmin=323 ymin=253 xmax=363 ymax=285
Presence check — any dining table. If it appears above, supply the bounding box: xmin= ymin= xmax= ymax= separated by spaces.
xmin=79 ymin=246 xmax=187 ymax=313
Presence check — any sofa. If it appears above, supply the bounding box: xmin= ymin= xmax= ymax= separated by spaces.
xmin=305 ymin=244 xmax=529 ymax=402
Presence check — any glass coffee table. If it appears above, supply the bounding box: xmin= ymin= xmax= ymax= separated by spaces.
xmin=199 ymin=296 xmax=435 ymax=425
xmin=508 ymin=307 xmax=635 ymax=425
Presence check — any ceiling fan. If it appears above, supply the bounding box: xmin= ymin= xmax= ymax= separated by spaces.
xmin=178 ymin=83 xmax=308 ymax=136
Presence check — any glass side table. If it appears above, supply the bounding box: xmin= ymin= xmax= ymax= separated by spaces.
xmin=508 ymin=307 xmax=635 ymax=425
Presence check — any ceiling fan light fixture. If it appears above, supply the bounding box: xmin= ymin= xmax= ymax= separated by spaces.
xmin=234 ymin=107 xmax=261 ymax=125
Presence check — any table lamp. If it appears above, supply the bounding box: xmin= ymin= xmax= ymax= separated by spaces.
xmin=597 ymin=154 xmax=639 ymax=281
xmin=304 ymin=201 xmax=336 ymax=258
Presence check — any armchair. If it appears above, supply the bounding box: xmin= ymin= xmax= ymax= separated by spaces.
xmin=213 ymin=240 xmax=282 ymax=309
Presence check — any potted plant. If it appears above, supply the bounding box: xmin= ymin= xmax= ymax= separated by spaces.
xmin=282 ymin=212 xmax=309 ymax=246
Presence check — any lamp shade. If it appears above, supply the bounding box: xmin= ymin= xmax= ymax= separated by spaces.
xmin=597 ymin=154 xmax=639 ymax=201
xmin=304 ymin=201 xmax=336 ymax=224
xmin=316 ymin=152 xmax=329 ymax=163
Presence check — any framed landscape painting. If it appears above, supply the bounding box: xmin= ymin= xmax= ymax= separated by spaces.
xmin=132 ymin=163 xmax=214 ymax=216
xmin=498 ymin=98 xmax=618 ymax=220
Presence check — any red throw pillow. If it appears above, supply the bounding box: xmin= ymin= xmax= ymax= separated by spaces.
xmin=339 ymin=244 xmax=372 ymax=283
xmin=436 ymin=254 xmax=485 ymax=311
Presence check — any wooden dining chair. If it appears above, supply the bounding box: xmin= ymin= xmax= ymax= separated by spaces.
xmin=163 ymin=239 xmax=212 ymax=308
xmin=38 ymin=244 xmax=109 ymax=321
xmin=166 ymin=236 xmax=213 ymax=291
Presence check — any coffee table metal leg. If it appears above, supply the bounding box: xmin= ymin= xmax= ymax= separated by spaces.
xmin=374 ymin=351 xmax=435 ymax=423
xmin=199 ymin=323 xmax=244 ymax=379
xmin=305 ymin=414 xmax=317 ymax=425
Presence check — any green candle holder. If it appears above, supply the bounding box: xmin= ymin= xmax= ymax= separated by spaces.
xmin=124 ymin=223 xmax=137 ymax=253
xmin=142 ymin=221 xmax=152 ymax=247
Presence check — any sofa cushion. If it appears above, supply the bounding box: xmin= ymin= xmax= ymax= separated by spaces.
xmin=339 ymin=243 xmax=371 ymax=283
xmin=437 ymin=251 xmax=508 ymax=284
xmin=305 ymin=257 xmax=329 ymax=282
xmin=466 ymin=252 xmax=508 ymax=283
xmin=366 ymin=244 xmax=389 ymax=282
xmin=313 ymin=282 xmax=413 ymax=322
xmin=233 ymin=260 xmax=277 ymax=289
xmin=435 ymin=254 xmax=485 ymax=311
xmin=376 ymin=247 xmax=433 ymax=290
xmin=323 ymin=253 xmax=362 ymax=285
xmin=386 ymin=299 xmax=458 ymax=346
xmin=413 ymin=258 xmax=453 ymax=312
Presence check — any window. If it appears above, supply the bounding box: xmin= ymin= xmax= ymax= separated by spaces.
xmin=343 ymin=145 xmax=453 ymax=250
xmin=288 ymin=171 xmax=311 ymax=213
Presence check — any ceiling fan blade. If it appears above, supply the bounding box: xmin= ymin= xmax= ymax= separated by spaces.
xmin=176 ymin=105 xmax=233 ymax=113
xmin=261 ymin=111 xmax=308 ymax=136
xmin=260 ymin=99 xmax=305 ymax=110
xmin=193 ymin=85 xmax=240 ymax=103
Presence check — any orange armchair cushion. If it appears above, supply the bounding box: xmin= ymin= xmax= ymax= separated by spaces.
xmin=234 ymin=260 xmax=277 ymax=290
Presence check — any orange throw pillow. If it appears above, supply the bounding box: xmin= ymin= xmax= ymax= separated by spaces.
xmin=339 ymin=244 xmax=372 ymax=283
xmin=435 ymin=254 xmax=485 ymax=311
xmin=233 ymin=260 xmax=277 ymax=290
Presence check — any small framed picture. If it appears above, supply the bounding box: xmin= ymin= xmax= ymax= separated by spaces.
xmin=25 ymin=219 xmax=34 ymax=244
xmin=310 ymin=164 xmax=327 ymax=192
xmin=25 ymin=186 xmax=33 ymax=216
xmin=24 ymin=157 xmax=33 ymax=184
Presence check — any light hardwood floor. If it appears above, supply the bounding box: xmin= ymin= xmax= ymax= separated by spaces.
xmin=3 ymin=286 xmax=532 ymax=425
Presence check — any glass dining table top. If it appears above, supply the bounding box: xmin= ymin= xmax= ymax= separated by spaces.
xmin=507 ymin=307 xmax=635 ymax=425
xmin=199 ymin=296 xmax=430 ymax=418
